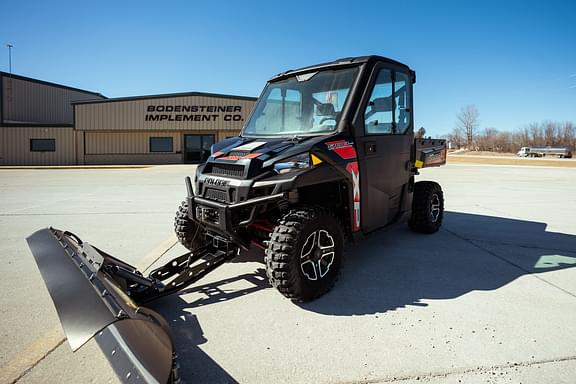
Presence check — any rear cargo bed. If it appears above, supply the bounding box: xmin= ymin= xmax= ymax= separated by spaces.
xmin=415 ymin=139 xmax=447 ymax=168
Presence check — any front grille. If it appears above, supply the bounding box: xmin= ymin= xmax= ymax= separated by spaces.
xmin=205 ymin=188 xmax=228 ymax=203
xmin=210 ymin=163 xmax=245 ymax=178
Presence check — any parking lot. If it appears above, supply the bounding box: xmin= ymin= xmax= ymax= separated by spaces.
xmin=1 ymin=163 xmax=575 ymax=384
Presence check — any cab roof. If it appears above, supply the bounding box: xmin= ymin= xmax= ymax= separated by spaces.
xmin=270 ymin=55 xmax=413 ymax=82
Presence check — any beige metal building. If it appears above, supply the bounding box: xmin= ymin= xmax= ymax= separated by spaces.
xmin=74 ymin=93 xmax=256 ymax=165
xmin=0 ymin=71 xmax=106 ymax=165
xmin=0 ymin=72 xmax=256 ymax=165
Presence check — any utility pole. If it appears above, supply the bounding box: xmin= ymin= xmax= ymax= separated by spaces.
xmin=6 ymin=44 xmax=13 ymax=73
xmin=5 ymin=44 xmax=14 ymax=119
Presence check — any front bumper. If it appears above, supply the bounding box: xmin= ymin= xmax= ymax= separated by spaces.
xmin=186 ymin=176 xmax=284 ymax=245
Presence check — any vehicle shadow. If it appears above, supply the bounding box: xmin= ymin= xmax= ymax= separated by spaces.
xmin=300 ymin=211 xmax=576 ymax=315
xmin=149 ymin=268 xmax=269 ymax=383
xmin=150 ymin=299 xmax=238 ymax=383
xmin=148 ymin=211 xmax=576 ymax=382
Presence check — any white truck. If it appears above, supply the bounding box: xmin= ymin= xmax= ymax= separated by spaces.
xmin=517 ymin=146 xmax=572 ymax=158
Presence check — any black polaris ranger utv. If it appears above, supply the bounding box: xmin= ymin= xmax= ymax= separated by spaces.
xmin=27 ymin=56 xmax=446 ymax=383
xmin=175 ymin=55 xmax=446 ymax=301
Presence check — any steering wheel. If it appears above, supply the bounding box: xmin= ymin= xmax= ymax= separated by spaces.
xmin=319 ymin=117 xmax=337 ymax=125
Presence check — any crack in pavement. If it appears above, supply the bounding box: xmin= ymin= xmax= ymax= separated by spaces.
xmin=340 ymin=354 xmax=576 ymax=383
xmin=1 ymin=234 xmax=177 ymax=383
xmin=0 ymin=327 xmax=66 ymax=384
xmin=0 ymin=211 xmax=173 ymax=216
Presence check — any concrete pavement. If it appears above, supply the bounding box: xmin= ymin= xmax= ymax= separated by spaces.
xmin=1 ymin=164 xmax=575 ymax=383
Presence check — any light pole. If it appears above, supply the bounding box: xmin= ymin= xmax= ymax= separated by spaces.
xmin=6 ymin=44 xmax=13 ymax=73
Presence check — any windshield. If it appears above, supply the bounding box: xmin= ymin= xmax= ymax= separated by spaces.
xmin=243 ymin=67 xmax=359 ymax=137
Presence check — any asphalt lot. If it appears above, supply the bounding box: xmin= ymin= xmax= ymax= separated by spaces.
xmin=1 ymin=164 xmax=575 ymax=384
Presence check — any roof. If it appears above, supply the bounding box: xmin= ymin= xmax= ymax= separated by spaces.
xmin=0 ymin=71 xmax=106 ymax=98
xmin=271 ymin=55 xmax=413 ymax=81
xmin=71 ymin=91 xmax=257 ymax=105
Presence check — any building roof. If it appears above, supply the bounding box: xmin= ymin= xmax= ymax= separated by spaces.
xmin=0 ymin=71 xmax=106 ymax=98
xmin=71 ymin=91 xmax=257 ymax=105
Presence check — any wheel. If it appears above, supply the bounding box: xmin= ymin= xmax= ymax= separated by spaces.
xmin=174 ymin=200 xmax=205 ymax=250
xmin=409 ymin=181 xmax=444 ymax=234
xmin=265 ymin=207 xmax=344 ymax=302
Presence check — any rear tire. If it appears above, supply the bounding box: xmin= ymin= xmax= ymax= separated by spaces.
xmin=265 ymin=207 xmax=343 ymax=302
xmin=409 ymin=181 xmax=444 ymax=234
xmin=174 ymin=200 xmax=205 ymax=251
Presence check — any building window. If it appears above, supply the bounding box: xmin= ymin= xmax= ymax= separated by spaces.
xmin=149 ymin=137 xmax=173 ymax=152
xmin=30 ymin=139 xmax=56 ymax=152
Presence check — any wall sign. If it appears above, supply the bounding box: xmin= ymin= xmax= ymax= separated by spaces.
xmin=145 ymin=105 xmax=245 ymax=122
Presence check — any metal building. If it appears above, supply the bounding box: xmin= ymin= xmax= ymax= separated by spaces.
xmin=74 ymin=93 xmax=256 ymax=165
xmin=0 ymin=72 xmax=105 ymax=165
xmin=0 ymin=72 xmax=256 ymax=165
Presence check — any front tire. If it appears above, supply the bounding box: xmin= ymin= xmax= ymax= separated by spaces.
xmin=409 ymin=181 xmax=444 ymax=234
xmin=265 ymin=207 xmax=344 ymax=302
xmin=174 ymin=200 xmax=205 ymax=250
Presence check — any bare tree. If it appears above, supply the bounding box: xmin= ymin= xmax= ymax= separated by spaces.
xmin=441 ymin=120 xmax=575 ymax=154
xmin=447 ymin=127 xmax=465 ymax=149
xmin=415 ymin=126 xmax=426 ymax=138
xmin=455 ymin=105 xmax=479 ymax=148
xmin=477 ymin=127 xmax=499 ymax=151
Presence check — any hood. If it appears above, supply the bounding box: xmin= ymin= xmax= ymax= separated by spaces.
xmin=203 ymin=135 xmax=328 ymax=180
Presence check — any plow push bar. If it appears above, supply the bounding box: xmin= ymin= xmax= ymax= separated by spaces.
xmin=26 ymin=227 xmax=238 ymax=383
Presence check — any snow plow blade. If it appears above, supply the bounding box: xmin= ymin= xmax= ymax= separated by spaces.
xmin=26 ymin=228 xmax=177 ymax=384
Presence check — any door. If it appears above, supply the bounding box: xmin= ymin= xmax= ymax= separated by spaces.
xmin=184 ymin=134 xmax=214 ymax=163
xmin=355 ymin=67 xmax=413 ymax=233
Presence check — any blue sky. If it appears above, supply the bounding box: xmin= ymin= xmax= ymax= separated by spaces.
xmin=1 ymin=0 xmax=575 ymax=137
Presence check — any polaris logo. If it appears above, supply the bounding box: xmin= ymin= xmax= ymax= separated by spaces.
xmin=204 ymin=177 xmax=229 ymax=186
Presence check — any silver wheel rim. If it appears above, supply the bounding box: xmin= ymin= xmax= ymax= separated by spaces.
xmin=300 ymin=229 xmax=335 ymax=281
xmin=430 ymin=194 xmax=441 ymax=223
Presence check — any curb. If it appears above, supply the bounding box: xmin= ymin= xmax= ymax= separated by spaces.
xmin=0 ymin=165 xmax=153 ymax=170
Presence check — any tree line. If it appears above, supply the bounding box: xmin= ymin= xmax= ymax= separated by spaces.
xmin=445 ymin=105 xmax=576 ymax=153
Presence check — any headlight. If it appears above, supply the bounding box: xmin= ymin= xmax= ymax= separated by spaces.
xmin=274 ymin=153 xmax=310 ymax=174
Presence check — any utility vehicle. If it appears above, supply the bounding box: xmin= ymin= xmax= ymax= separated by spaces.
xmin=27 ymin=56 xmax=446 ymax=383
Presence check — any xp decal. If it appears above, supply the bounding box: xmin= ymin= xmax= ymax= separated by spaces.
xmin=325 ymin=140 xmax=357 ymax=160
xmin=326 ymin=139 xmax=361 ymax=232
xmin=346 ymin=161 xmax=361 ymax=231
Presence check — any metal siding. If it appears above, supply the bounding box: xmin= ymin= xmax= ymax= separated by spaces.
xmin=84 ymin=130 xmax=183 ymax=164
xmin=217 ymin=131 xmax=239 ymax=141
xmin=0 ymin=127 xmax=5 ymax=164
xmin=2 ymin=76 xmax=104 ymax=125
xmin=84 ymin=154 xmax=182 ymax=165
xmin=0 ymin=126 xmax=75 ymax=165
xmin=75 ymin=95 xmax=255 ymax=131
xmin=81 ymin=130 xmax=241 ymax=164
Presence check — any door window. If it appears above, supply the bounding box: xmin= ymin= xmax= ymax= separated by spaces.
xmin=394 ymin=72 xmax=411 ymax=134
xmin=364 ymin=69 xmax=412 ymax=135
xmin=201 ymin=135 xmax=214 ymax=161
xmin=364 ymin=69 xmax=393 ymax=134
xmin=184 ymin=135 xmax=214 ymax=163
